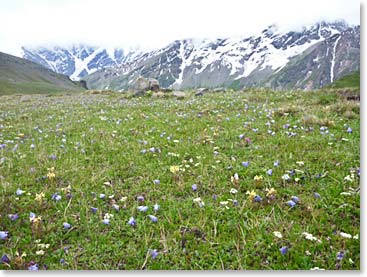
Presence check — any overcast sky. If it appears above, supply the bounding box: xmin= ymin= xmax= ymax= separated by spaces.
xmin=0 ymin=0 xmax=360 ymax=55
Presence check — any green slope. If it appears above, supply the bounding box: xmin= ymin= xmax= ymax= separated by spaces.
xmin=0 ymin=51 xmax=85 ymax=95
xmin=329 ymin=71 xmax=360 ymax=89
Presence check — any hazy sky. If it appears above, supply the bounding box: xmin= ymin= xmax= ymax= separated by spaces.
xmin=0 ymin=0 xmax=360 ymax=55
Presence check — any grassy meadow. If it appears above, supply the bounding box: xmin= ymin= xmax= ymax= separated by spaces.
xmin=0 ymin=88 xmax=360 ymax=270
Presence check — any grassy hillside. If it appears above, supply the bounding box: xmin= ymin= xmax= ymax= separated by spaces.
xmin=0 ymin=89 xmax=359 ymax=270
xmin=328 ymin=71 xmax=360 ymax=89
xmin=0 ymin=52 xmax=84 ymax=95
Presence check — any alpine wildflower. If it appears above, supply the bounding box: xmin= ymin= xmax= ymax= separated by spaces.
xmin=280 ymin=246 xmax=288 ymax=255
xmin=137 ymin=206 xmax=148 ymax=212
xmin=63 ymin=222 xmax=71 ymax=229
xmin=287 ymin=200 xmax=296 ymax=207
xmin=0 ymin=231 xmax=9 ymax=240
xmin=16 ymin=188 xmax=25 ymax=196
xmin=273 ymin=231 xmax=283 ymax=238
xmin=148 ymin=215 xmax=158 ymax=223
xmin=246 ymin=190 xmax=257 ymax=201
xmin=127 ymin=217 xmax=136 ymax=226
xmin=153 ymin=179 xmax=160 ymax=185
xmin=28 ymin=264 xmax=39 ymax=271
xmin=242 ymin=161 xmax=250 ymax=167
xmin=153 ymin=203 xmax=160 ymax=212
xmin=192 ymin=184 xmax=198 ymax=191
xmin=150 ymin=249 xmax=159 ymax=259
xmin=8 ymin=214 xmax=19 ymax=221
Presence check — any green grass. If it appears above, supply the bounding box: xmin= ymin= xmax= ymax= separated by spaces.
xmin=0 ymin=80 xmax=82 ymax=95
xmin=0 ymin=89 xmax=360 ymax=270
xmin=328 ymin=71 xmax=360 ymax=89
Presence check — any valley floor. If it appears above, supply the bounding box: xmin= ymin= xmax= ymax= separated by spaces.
xmin=0 ymin=89 xmax=360 ymax=270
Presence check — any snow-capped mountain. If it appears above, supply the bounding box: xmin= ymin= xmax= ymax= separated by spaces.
xmin=83 ymin=21 xmax=359 ymax=90
xmin=22 ymin=21 xmax=360 ymax=90
xmin=21 ymin=45 xmax=144 ymax=80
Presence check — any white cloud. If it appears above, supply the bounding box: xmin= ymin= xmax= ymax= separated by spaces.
xmin=0 ymin=0 xmax=360 ymax=55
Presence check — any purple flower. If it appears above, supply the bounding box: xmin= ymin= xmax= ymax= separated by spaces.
xmin=287 ymin=200 xmax=296 ymax=207
xmin=137 ymin=195 xmax=144 ymax=201
xmin=16 ymin=188 xmax=25 ymax=195
xmin=267 ymin=169 xmax=273 ymax=176
xmin=245 ymin=137 xmax=251 ymax=144
xmin=28 ymin=264 xmax=39 ymax=270
xmin=99 ymin=194 xmax=105 ymax=199
xmin=239 ymin=134 xmax=245 ymax=139
xmin=242 ymin=161 xmax=250 ymax=167
xmin=153 ymin=203 xmax=160 ymax=212
xmin=63 ymin=222 xmax=71 ymax=229
xmin=137 ymin=206 xmax=148 ymax=212
xmin=153 ymin=179 xmax=160 ymax=185
xmin=128 ymin=217 xmax=136 ymax=226
xmin=29 ymin=212 xmax=36 ymax=221
xmin=60 ymin=259 xmax=65 ymax=264
xmin=314 ymin=192 xmax=321 ymax=198
xmin=0 ymin=231 xmax=8 ymax=240
xmin=52 ymin=193 xmax=62 ymax=201
xmin=291 ymin=196 xmax=299 ymax=203
xmin=274 ymin=160 xmax=280 ymax=167
xmin=0 ymin=144 xmax=6 ymax=149
xmin=102 ymin=219 xmax=110 ymax=225
xmin=280 ymin=246 xmax=288 ymax=255
xmin=336 ymin=251 xmax=345 ymax=260
xmin=233 ymin=200 xmax=239 ymax=206
xmin=150 ymin=249 xmax=159 ymax=259
xmin=347 ymin=127 xmax=352 ymax=133
xmin=148 ymin=215 xmax=158 ymax=223
xmin=63 ymin=247 xmax=69 ymax=253
xmin=49 ymin=154 xmax=57 ymax=160
xmin=8 ymin=214 xmax=19 ymax=221
xmin=254 ymin=195 xmax=262 ymax=202
xmin=90 ymin=207 xmax=98 ymax=213
xmin=1 ymin=254 xmax=10 ymax=264
xmin=212 ymin=194 xmax=217 ymax=201
xmin=191 ymin=184 xmax=198 ymax=191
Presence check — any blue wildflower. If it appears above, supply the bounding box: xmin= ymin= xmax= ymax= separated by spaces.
xmin=274 ymin=160 xmax=280 ymax=167
xmin=153 ymin=179 xmax=160 ymax=185
xmin=99 ymin=194 xmax=105 ymax=199
xmin=128 ymin=217 xmax=136 ymax=226
xmin=63 ymin=222 xmax=71 ymax=229
xmin=153 ymin=203 xmax=160 ymax=212
xmin=239 ymin=134 xmax=245 ymax=139
xmin=52 ymin=193 xmax=62 ymax=201
xmin=137 ymin=195 xmax=144 ymax=201
xmin=90 ymin=207 xmax=98 ymax=213
xmin=267 ymin=169 xmax=273 ymax=176
xmin=137 ymin=206 xmax=148 ymax=212
xmin=16 ymin=188 xmax=25 ymax=196
xmin=287 ymin=200 xmax=296 ymax=207
xmin=314 ymin=192 xmax=321 ymax=198
xmin=254 ymin=195 xmax=262 ymax=202
xmin=1 ymin=254 xmax=10 ymax=264
xmin=28 ymin=264 xmax=39 ymax=270
xmin=8 ymin=214 xmax=19 ymax=221
xmin=102 ymin=219 xmax=110 ymax=225
xmin=242 ymin=161 xmax=250 ymax=167
xmin=148 ymin=215 xmax=158 ymax=223
xmin=280 ymin=246 xmax=288 ymax=255
xmin=291 ymin=196 xmax=299 ymax=203
xmin=0 ymin=231 xmax=8 ymax=240
xmin=60 ymin=259 xmax=65 ymax=264
xmin=336 ymin=251 xmax=345 ymax=260
xmin=347 ymin=127 xmax=352 ymax=133
xmin=150 ymin=249 xmax=159 ymax=259
xmin=192 ymin=184 xmax=198 ymax=191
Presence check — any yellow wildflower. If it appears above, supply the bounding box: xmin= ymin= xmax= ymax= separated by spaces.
xmin=170 ymin=165 xmax=180 ymax=174
xmin=246 ymin=190 xmax=257 ymax=201
xmin=266 ymin=188 xmax=277 ymax=197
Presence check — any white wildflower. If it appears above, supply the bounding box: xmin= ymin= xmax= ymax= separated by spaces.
xmin=273 ymin=231 xmax=282 ymax=238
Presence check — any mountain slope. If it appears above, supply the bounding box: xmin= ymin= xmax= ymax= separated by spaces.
xmin=22 ymin=45 xmax=145 ymax=80
xmin=82 ymin=21 xmax=359 ymax=91
xmin=0 ymin=51 xmax=84 ymax=95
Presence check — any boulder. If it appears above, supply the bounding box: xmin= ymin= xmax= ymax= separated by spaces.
xmin=213 ymin=87 xmax=225 ymax=93
xmin=195 ymin=87 xmax=209 ymax=97
xmin=131 ymin=76 xmax=160 ymax=93
xmin=172 ymin=91 xmax=186 ymax=99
